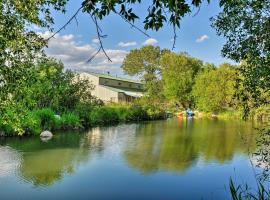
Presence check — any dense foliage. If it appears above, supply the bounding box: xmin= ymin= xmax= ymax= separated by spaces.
xmin=212 ymin=0 xmax=270 ymax=116
xmin=122 ymin=46 xmax=241 ymax=114
xmin=122 ymin=45 xmax=165 ymax=98
xmin=0 ymin=58 xmax=100 ymax=136
xmin=192 ymin=63 xmax=237 ymax=113
xmin=161 ymin=52 xmax=203 ymax=108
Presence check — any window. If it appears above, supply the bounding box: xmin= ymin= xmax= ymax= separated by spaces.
xmin=118 ymin=82 xmax=122 ymax=86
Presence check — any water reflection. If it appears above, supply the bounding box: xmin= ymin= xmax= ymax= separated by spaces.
xmin=0 ymin=146 xmax=21 ymax=177
xmin=124 ymin=119 xmax=257 ymax=173
xmin=0 ymin=130 xmax=104 ymax=186
xmin=0 ymin=119 xmax=258 ymax=189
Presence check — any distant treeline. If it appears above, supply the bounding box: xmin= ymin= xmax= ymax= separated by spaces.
xmin=121 ymin=46 xmax=270 ymax=120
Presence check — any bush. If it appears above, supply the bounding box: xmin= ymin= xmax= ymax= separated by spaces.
xmin=126 ymin=106 xmax=148 ymax=121
xmin=0 ymin=103 xmax=165 ymax=136
xmin=22 ymin=112 xmax=41 ymax=135
xmin=115 ymin=106 xmax=130 ymax=121
xmin=33 ymin=108 xmax=57 ymax=131
xmin=89 ymin=107 xmax=120 ymax=125
xmin=0 ymin=105 xmax=26 ymax=136
xmin=254 ymin=105 xmax=270 ymax=122
xmin=60 ymin=112 xmax=82 ymax=129
xmin=74 ymin=103 xmax=94 ymax=127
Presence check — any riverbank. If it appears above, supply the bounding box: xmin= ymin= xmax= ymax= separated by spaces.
xmin=174 ymin=110 xmax=242 ymax=120
xmin=175 ymin=108 xmax=270 ymax=122
xmin=0 ymin=104 xmax=166 ymax=137
xmin=0 ymin=117 xmax=258 ymax=199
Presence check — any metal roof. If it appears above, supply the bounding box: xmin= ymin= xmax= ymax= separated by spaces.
xmin=87 ymin=72 xmax=143 ymax=84
xmin=101 ymin=85 xmax=143 ymax=97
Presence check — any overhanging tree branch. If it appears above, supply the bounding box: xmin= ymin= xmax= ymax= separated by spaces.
xmin=45 ymin=6 xmax=83 ymax=41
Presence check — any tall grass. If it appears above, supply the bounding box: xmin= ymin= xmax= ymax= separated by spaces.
xmin=229 ymin=178 xmax=270 ymax=200
xmin=33 ymin=108 xmax=58 ymax=130
xmin=59 ymin=112 xmax=82 ymax=129
xmin=0 ymin=104 xmax=164 ymax=136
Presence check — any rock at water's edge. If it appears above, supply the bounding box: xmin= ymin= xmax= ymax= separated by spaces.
xmin=40 ymin=130 xmax=53 ymax=138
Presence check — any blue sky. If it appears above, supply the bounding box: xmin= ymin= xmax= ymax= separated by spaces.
xmin=37 ymin=1 xmax=233 ymax=76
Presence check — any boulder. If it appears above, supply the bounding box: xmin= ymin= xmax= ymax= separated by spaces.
xmin=40 ymin=130 xmax=53 ymax=139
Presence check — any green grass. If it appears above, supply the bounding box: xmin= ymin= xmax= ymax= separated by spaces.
xmin=0 ymin=104 xmax=165 ymax=136
xmin=229 ymin=177 xmax=270 ymax=200
xmin=59 ymin=112 xmax=82 ymax=129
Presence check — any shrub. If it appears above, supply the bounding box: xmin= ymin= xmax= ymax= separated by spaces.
xmin=33 ymin=108 xmax=57 ymax=130
xmin=115 ymin=106 xmax=130 ymax=121
xmin=89 ymin=107 xmax=120 ymax=125
xmin=60 ymin=112 xmax=82 ymax=129
xmin=0 ymin=105 xmax=26 ymax=136
xmin=75 ymin=103 xmax=94 ymax=127
xmin=126 ymin=106 xmax=149 ymax=121
xmin=22 ymin=112 xmax=41 ymax=135
xmin=254 ymin=105 xmax=270 ymax=122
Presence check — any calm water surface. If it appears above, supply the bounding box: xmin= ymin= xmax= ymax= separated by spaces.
xmin=0 ymin=118 xmax=261 ymax=199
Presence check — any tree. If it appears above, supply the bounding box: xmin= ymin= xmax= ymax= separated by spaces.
xmin=122 ymin=45 xmax=165 ymax=98
xmin=211 ymin=0 xmax=270 ymax=115
xmin=0 ymin=0 xmax=67 ymax=111
xmin=1 ymin=0 xmax=269 ymax=117
xmin=160 ymin=52 xmax=203 ymax=108
xmin=192 ymin=63 xmax=237 ymax=113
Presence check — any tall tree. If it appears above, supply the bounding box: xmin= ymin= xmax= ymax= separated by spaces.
xmin=161 ymin=52 xmax=203 ymax=108
xmin=121 ymin=45 xmax=165 ymax=98
xmin=0 ymin=0 xmax=67 ymax=110
xmin=192 ymin=63 xmax=237 ymax=113
xmin=212 ymin=0 xmax=270 ymax=115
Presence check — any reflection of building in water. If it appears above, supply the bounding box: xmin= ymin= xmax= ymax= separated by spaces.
xmin=0 ymin=146 xmax=21 ymax=177
xmin=102 ymin=125 xmax=137 ymax=158
xmin=83 ymin=128 xmax=104 ymax=152
xmin=84 ymin=125 xmax=137 ymax=158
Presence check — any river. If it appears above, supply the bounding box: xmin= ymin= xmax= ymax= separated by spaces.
xmin=0 ymin=118 xmax=262 ymax=199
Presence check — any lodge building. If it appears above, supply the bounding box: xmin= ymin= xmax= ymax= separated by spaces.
xmin=79 ymin=72 xmax=144 ymax=103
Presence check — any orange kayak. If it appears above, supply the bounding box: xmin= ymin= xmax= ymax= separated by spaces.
xmin=176 ymin=112 xmax=184 ymax=118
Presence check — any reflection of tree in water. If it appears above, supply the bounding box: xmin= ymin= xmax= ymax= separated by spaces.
xmin=20 ymin=148 xmax=89 ymax=186
xmin=0 ymin=129 xmax=106 ymax=187
xmin=251 ymin=128 xmax=270 ymax=181
xmin=125 ymin=119 xmax=256 ymax=173
xmin=228 ymin=126 xmax=270 ymax=199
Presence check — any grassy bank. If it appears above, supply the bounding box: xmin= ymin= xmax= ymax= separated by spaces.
xmin=203 ymin=106 xmax=270 ymax=122
xmin=0 ymin=104 xmax=166 ymax=137
xmin=200 ymin=111 xmax=242 ymax=120
xmin=175 ymin=110 xmax=243 ymax=120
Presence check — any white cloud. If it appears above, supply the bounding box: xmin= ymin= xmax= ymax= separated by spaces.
xmin=118 ymin=41 xmax=137 ymax=47
xmin=196 ymin=34 xmax=209 ymax=43
xmin=143 ymin=38 xmax=158 ymax=45
xmin=38 ymin=31 xmax=128 ymax=74
xmin=92 ymin=38 xmax=99 ymax=43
